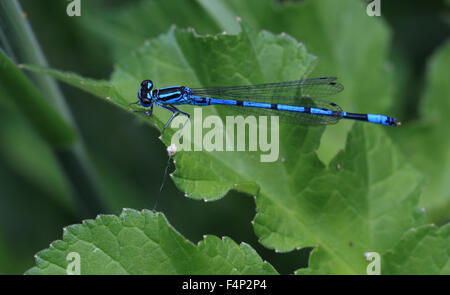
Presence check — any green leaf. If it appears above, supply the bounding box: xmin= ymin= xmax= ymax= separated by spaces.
xmin=391 ymin=41 xmax=450 ymax=223
xmin=288 ymin=124 xmax=425 ymax=274
xmin=383 ymin=224 xmax=450 ymax=274
xmin=26 ymin=209 xmax=277 ymax=275
xmin=26 ymin=23 xmax=425 ymax=274
xmin=0 ymin=50 xmax=75 ymax=148
xmin=21 ymin=64 xmax=114 ymax=100
xmin=251 ymin=119 xmax=425 ymax=276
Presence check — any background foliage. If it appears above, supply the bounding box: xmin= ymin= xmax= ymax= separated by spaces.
xmin=0 ymin=0 xmax=449 ymax=274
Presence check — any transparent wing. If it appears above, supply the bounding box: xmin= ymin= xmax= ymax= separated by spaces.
xmin=191 ymin=77 xmax=344 ymax=100
xmin=213 ymin=97 xmax=343 ymax=125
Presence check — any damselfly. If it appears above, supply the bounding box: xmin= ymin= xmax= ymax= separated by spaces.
xmin=131 ymin=77 xmax=400 ymax=134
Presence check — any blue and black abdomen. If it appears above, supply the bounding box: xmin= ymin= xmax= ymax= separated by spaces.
xmin=341 ymin=112 xmax=398 ymax=126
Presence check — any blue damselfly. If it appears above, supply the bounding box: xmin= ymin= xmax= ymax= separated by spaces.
xmin=131 ymin=77 xmax=400 ymax=134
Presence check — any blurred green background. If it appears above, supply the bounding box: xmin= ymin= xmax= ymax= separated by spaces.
xmin=0 ymin=0 xmax=448 ymax=274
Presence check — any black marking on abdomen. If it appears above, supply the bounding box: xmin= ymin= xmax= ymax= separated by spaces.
xmin=196 ymin=97 xmax=208 ymax=104
xmin=343 ymin=112 xmax=368 ymax=122
xmin=304 ymin=107 xmax=311 ymax=114
xmin=271 ymin=104 xmax=278 ymax=110
xmin=236 ymin=100 xmax=244 ymax=106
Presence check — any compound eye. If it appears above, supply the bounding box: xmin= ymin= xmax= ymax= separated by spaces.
xmin=141 ymin=80 xmax=153 ymax=91
xmin=138 ymin=80 xmax=154 ymax=106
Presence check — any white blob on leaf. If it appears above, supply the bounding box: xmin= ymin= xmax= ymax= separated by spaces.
xmin=167 ymin=144 xmax=177 ymax=156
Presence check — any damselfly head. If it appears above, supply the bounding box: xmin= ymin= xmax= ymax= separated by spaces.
xmin=138 ymin=80 xmax=154 ymax=106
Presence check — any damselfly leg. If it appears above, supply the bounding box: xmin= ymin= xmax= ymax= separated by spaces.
xmin=157 ymin=104 xmax=191 ymax=136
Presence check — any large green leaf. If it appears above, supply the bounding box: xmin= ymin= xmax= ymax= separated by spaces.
xmin=291 ymin=124 xmax=425 ymax=274
xmin=26 ymin=209 xmax=277 ymax=274
xmin=25 ymin=23 xmax=427 ymax=274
